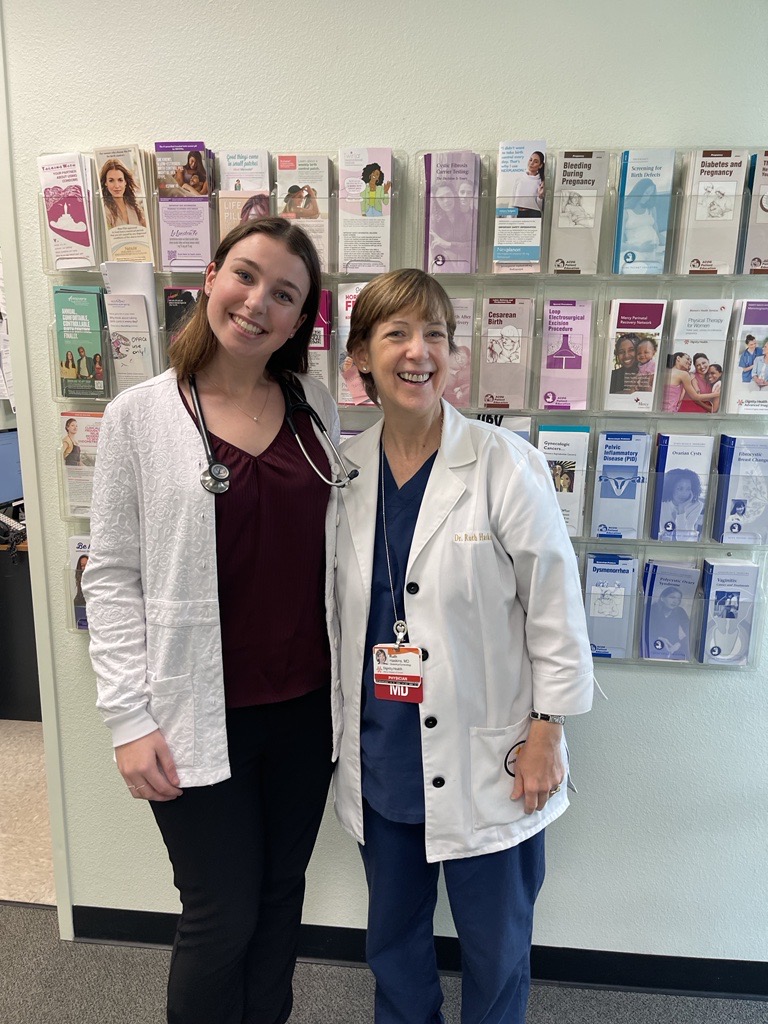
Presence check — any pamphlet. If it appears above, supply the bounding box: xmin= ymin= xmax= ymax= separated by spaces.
xmin=538 ymin=299 xmax=592 ymax=410
xmin=493 ymin=140 xmax=546 ymax=274
xmin=548 ymin=150 xmax=608 ymax=275
xmin=423 ymin=150 xmax=480 ymax=274
xmin=94 ymin=145 xmax=154 ymax=263
xmin=479 ymin=297 xmax=534 ymax=409
xmin=338 ymin=147 xmax=392 ymax=273
xmin=613 ymin=149 xmax=675 ymax=274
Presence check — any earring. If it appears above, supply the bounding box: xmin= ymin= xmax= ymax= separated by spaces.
xmin=361 ymin=365 xmax=369 ymax=372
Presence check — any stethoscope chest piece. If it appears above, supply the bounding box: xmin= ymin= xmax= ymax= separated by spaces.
xmin=201 ymin=461 xmax=231 ymax=494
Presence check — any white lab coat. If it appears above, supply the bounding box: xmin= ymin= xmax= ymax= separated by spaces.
xmin=83 ymin=368 xmax=342 ymax=787
xmin=333 ymin=402 xmax=594 ymax=862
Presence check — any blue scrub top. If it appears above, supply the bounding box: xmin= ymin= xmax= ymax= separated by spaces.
xmin=360 ymin=448 xmax=436 ymax=824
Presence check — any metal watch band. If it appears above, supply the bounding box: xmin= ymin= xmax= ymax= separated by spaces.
xmin=530 ymin=711 xmax=566 ymax=725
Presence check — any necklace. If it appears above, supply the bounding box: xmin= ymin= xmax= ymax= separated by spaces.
xmin=202 ymin=371 xmax=272 ymax=423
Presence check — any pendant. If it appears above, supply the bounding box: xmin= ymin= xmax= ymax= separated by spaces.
xmin=393 ymin=619 xmax=408 ymax=649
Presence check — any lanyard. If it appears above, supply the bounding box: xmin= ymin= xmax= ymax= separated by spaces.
xmin=380 ymin=447 xmax=408 ymax=648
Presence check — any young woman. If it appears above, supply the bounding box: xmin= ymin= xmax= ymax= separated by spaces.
xmin=333 ymin=268 xmax=593 ymax=1024
xmin=512 ymin=150 xmax=545 ymax=217
xmin=84 ymin=218 xmax=343 ymax=1024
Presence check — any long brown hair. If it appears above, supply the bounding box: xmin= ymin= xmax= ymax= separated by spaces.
xmin=169 ymin=217 xmax=321 ymax=381
xmin=346 ymin=269 xmax=456 ymax=404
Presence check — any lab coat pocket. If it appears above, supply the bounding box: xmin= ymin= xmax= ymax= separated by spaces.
xmin=469 ymin=719 xmax=528 ymax=830
xmin=148 ymin=673 xmax=195 ymax=767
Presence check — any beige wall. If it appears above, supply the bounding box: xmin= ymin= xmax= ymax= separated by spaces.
xmin=1 ymin=0 xmax=766 ymax=957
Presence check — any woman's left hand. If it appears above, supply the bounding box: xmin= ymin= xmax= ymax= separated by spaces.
xmin=511 ymin=720 xmax=565 ymax=814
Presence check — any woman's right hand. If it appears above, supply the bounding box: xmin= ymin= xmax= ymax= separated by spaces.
xmin=116 ymin=730 xmax=183 ymax=802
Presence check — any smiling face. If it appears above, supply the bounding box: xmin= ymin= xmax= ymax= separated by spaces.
xmin=636 ymin=340 xmax=655 ymax=365
xmin=616 ymin=338 xmax=636 ymax=368
xmin=368 ymin=167 xmax=381 ymax=186
xmin=672 ymin=479 xmax=692 ymax=504
xmin=706 ymin=365 xmax=722 ymax=385
xmin=527 ymin=152 xmax=542 ymax=175
xmin=204 ymin=234 xmax=309 ymax=368
xmin=694 ymin=355 xmax=709 ymax=375
xmin=354 ymin=307 xmax=450 ymax=420
xmin=105 ymin=168 xmax=126 ymax=199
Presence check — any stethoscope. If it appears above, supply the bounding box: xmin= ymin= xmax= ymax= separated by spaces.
xmin=188 ymin=373 xmax=358 ymax=494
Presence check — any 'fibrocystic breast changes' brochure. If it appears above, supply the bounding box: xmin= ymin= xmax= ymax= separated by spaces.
xmin=712 ymin=434 xmax=768 ymax=544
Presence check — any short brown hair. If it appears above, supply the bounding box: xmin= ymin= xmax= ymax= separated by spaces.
xmin=346 ymin=269 xmax=456 ymax=404
xmin=169 ymin=217 xmax=321 ymax=381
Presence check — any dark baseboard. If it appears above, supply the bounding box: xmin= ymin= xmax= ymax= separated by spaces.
xmin=71 ymin=907 xmax=767 ymax=999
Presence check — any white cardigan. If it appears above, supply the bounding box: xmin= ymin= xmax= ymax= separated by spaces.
xmin=333 ymin=402 xmax=594 ymax=862
xmin=83 ymin=369 xmax=342 ymax=787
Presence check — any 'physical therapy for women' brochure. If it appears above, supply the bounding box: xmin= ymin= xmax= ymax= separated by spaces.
xmin=423 ymin=151 xmax=480 ymax=274
xmin=217 ymin=150 xmax=271 ymax=242
xmin=479 ymin=297 xmax=533 ymax=409
xmin=675 ymin=149 xmax=748 ymax=275
xmin=604 ymin=299 xmax=666 ymax=412
xmin=94 ymin=145 xmax=154 ymax=264
xmin=591 ymin=431 xmax=652 ymax=540
xmin=155 ymin=141 xmax=213 ymax=272
xmin=650 ymin=433 xmax=714 ymax=543
xmin=493 ymin=140 xmax=546 ymax=274
xmin=662 ymin=299 xmax=733 ymax=415
xmin=276 ymin=153 xmax=331 ymax=272
xmin=338 ymin=147 xmax=393 ymax=274
xmin=613 ymin=149 xmax=675 ymax=275
xmin=548 ymin=151 xmax=608 ymax=275
xmin=585 ymin=552 xmax=638 ymax=660
xmin=38 ymin=153 xmax=97 ymax=271
xmin=725 ymin=300 xmax=768 ymax=413
xmin=538 ymin=299 xmax=592 ymax=410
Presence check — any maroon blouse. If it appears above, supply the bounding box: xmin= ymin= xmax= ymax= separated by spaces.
xmin=181 ymin=387 xmax=331 ymax=706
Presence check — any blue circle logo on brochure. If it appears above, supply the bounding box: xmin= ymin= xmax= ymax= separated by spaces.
xmin=710 ymin=645 xmax=722 ymax=657
xmin=504 ymin=740 xmax=526 ymax=777
xmin=623 ymin=250 xmax=637 ymax=264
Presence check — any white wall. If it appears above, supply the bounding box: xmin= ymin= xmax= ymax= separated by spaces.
xmin=2 ymin=0 xmax=767 ymax=959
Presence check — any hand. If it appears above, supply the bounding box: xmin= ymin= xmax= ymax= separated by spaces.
xmin=511 ymin=720 xmax=564 ymax=814
xmin=384 ymin=181 xmax=392 ymax=194
xmin=116 ymin=730 xmax=183 ymax=802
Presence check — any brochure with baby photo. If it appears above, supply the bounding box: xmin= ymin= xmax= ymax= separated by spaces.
xmin=537 ymin=424 xmax=590 ymax=537
xmin=612 ymin=149 xmax=675 ymax=274
xmin=68 ymin=534 xmax=91 ymax=631
xmin=275 ymin=153 xmax=331 ymax=272
xmin=698 ymin=559 xmax=759 ymax=666
xmin=104 ymin=292 xmax=155 ymax=393
xmin=53 ymin=285 xmax=107 ymax=400
xmin=444 ymin=297 xmax=474 ymax=409
xmin=60 ymin=410 xmax=103 ymax=519
xmin=650 ymin=433 xmax=714 ymax=543
xmin=38 ymin=153 xmax=97 ymax=271
xmin=217 ymin=149 xmax=272 ymax=241
xmin=661 ymin=299 xmax=733 ymax=414
xmin=493 ymin=140 xmax=546 ymax=274
xmin=548 ymin=150 xmax=609 ymax=275
xmin=538 ymin=299 xmax=592 ymax=410
xmin=741 ymin=151 xmax=768 ymax=274
xmin=604 ymin=299 xmax=666 ymax=412
xmin=640 ymin=560 xmax=700 ymax=662
xmin=675 ymin=149 xmax=749 ymax=275
xmin=712 ymin=434 xmax=768 ymax=544
xmin=423 ymin=150 xmax=480 ymax=274
xmin=94 ymin=145 xmax=154 ymax=263
xmin=725 ymin=300 xmax=768 ymax=414
xmin=591 ymin=431 xmax=652 ymax=540
xmin=585 ymin=552 xmax=639 ymax=660
xmin=337 ymin=282 xmax=373 ymax=406
xmin=338 ymin=147 xmax=392 ymax=274
xmin=155 ymin=141 xmax=213 ymax=272
xmin=479 ymin=297 xmax=534 ymax=409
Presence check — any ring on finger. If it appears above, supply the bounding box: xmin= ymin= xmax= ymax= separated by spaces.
xmin=549 ymin=785 xmax=561 ymax=796
xmin=135 ymin=784 xmax=147 ymax=792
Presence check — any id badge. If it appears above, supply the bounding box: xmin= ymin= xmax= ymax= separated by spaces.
xmin=373 ymin=644 xmax=423 ymax=703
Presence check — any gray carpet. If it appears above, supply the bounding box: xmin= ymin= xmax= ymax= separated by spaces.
xmin=1 ymin=903 xmax=765 ymax=1024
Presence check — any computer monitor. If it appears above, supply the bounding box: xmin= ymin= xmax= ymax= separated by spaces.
xmin=0 ymin=429 xmax=23 ymax=506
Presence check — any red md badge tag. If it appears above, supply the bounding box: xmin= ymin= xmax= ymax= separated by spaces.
xmin=373 ymin=644 xmax=423 ymax=703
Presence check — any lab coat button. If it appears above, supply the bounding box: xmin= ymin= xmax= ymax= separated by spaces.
xmin=421 ymin=649 xmax=429 ymax=661
xmin=424 ymin=717 xmax=437 ymax=729
xmin=432 ymin=776 xmax=445 ymax=788
xmin=331 ymin=462 xmax=340 ymax=473
xmin=406 ymin=582 xmax=419 ymax=594
xmin=336 ymin=514 xmax=340 ymax=526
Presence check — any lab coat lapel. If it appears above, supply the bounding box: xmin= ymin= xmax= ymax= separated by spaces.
xmin=338 ymin=419 xmax=383 ymax=617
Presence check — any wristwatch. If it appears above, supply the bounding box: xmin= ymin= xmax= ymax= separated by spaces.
xmin=530 ymin=711 xmax=566 ymax=725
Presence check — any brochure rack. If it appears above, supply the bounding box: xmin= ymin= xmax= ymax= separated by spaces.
xmin=38 ymin=143 xmax=768 ymax=651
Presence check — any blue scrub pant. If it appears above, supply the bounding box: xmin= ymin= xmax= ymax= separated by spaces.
xmin=360 ymin=802 xmax=546 ymax=1024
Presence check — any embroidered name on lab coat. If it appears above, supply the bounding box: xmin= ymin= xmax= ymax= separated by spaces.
xmin=453 ymin=532 xmax=492 ymax=542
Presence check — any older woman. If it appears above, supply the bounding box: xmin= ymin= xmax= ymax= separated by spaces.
xmin=334 ymin=269 xmax=594 ymax=1024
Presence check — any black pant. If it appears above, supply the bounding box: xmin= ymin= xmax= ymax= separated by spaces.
xmin=151 ymin=686 xmax=333 ymax=1024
